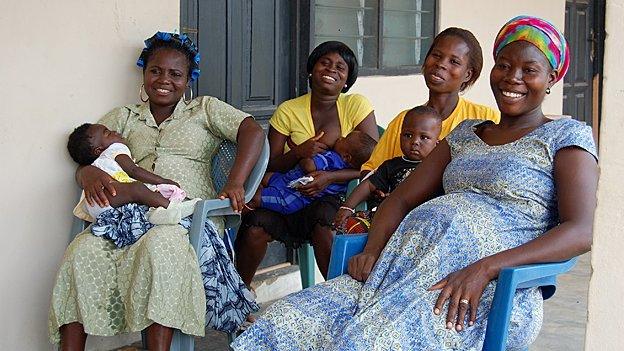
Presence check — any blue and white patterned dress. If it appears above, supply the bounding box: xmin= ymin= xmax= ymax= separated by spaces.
xmin=232 ymin=118 xmax=596 ymax=351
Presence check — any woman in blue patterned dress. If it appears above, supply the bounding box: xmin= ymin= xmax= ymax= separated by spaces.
xmin=232 ymin=16 xmax=598 ymax=350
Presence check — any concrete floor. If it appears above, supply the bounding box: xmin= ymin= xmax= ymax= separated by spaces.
xmin=120 ymin=253 xmax=590 ymax=351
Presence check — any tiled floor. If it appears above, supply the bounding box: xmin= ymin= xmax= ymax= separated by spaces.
xmin=120 ymin=253 xmax=590 ymax=351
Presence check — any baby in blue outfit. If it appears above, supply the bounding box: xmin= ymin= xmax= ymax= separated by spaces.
xmin=248 ymin=131 xmax=376 ymax=215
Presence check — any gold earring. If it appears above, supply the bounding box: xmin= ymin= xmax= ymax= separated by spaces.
xmin=139 ymin=84 xmax=149 ymax=103
xmin=183 ymin=86 xmax=194 ymax=105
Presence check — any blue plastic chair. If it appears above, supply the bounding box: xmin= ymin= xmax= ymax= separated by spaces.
xmin=327 ymin=234 xmax=578 ymax=351
xmin=69 ymin=137 xmax=269 ymax=351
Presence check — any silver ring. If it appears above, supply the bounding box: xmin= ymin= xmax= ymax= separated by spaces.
xmin=459 ymin=299 xmax=469 ymax=305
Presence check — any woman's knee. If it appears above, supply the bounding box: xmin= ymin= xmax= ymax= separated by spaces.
xmin=238 ymin=209 xmax=284 ymax=244
xmin=238 ymin=224 xmax=272 ymax=245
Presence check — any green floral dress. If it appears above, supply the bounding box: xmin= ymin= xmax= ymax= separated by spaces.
xmin=48 ymin=97 xmax=249 ymax=343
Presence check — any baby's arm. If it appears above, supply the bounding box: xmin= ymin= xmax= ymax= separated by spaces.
xmin=299 ymin=157 xmax=317 ymax=174
xmin=115 ymin=154 xmax=179 ymax=187
xmin=333 ymin=179 xmax=377 ymax=228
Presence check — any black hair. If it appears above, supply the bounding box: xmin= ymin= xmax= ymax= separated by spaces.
xmin=404 ymin=105 xmax=443 ymax=125
xmin=136 ymin=32 xmax=201 ymax=82
xmin=424 ymin=27 xmax=483 ymax=92
xmin=345 ymin=131 xmax=378 ymax=169
xmin=307 ymin=41 xmax=358 ymax=93
xmin=67 ymin=123 xmax=98 ymax=166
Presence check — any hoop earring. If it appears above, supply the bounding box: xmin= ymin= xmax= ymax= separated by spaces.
xmin=183 ymin=85 xmax=194 ymax=105
xmin=546 ymin=87 xmax=551 ymax=94
xmin=139 ymin=84 xmax=149 ymax=103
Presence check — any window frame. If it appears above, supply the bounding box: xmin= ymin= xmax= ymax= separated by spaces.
xmin=308 ymin=0 xmax=438 ymax=76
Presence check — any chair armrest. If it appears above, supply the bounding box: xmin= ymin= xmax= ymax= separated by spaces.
xmin=483 ymin=258 xmax=578 ymax=351
xmin=188 ymin=198 xmax=238 ymax=256
xmin=327 ymin=234 xmax=368 ymax=279
xmin=188 ymin=136 xmax=270 ymax=257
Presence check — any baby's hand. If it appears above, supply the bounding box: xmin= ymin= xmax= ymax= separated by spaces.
xmin=333 ymin=208 xmax=353 ymax=232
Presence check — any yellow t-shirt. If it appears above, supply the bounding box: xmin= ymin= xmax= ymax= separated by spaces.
xmin=361 ymin=97 xmax=500 ymax=171
xmin=270 ymin=93 xmax=374 ymax=151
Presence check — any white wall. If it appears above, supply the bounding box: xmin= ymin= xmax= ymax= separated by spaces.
xmin=350 ymin=0 xmax=566 ymax=126
xmin=0 ymin=1 xmax=178 ymax=349
xmin=585 ymin=0 xmax=624 ymax=349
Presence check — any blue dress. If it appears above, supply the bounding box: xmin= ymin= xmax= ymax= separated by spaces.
xmin=232 ymin=118 xmax=596 ymax=351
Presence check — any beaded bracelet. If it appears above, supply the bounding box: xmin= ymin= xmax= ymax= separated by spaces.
xmin=339 ymin=206 xmax=355 ymax=213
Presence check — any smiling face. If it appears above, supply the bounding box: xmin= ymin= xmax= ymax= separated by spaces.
xmin=143 ymin=48 xmax=190 ymax=108
xmin=490 ymin=41 xmax=557 ymax=118
xmin=400 ymin=113 xmax=441 ymax=161
xmin=422 ymin=35 xmax=473 ymax=94
xmin=87 ymin=124 xmax=124 ymax=155
xmin=310 ymin=52 xmax=349 ymax=95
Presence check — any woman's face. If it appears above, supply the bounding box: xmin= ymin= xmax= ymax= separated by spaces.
xmin=490 ymin=41 xmax=557 ymax=117
xmin=143 ymin=48 xmax=190 ymax=107
xmin=422 ymin=35 xmax=473 ymax=94
xmin=310 ymin=52 xmax=349 ymax=95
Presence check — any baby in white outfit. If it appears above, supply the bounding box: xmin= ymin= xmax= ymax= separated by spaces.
xmin=68 ymin=123 xmax=196 ymax=223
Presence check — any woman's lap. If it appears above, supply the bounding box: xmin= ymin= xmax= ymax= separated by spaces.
xmin=234 ymin=201 xmax=544 ymax=350
xmin=48 ymin=224 xmax=205 ymax=343
xmin=241 ymin=194 xmax=341 ymax=248
xmin=232 ymin=275 xmax=362 ymax=350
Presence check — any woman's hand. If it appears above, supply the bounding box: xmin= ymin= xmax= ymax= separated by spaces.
xmin=287 ymin=132 xmax=328 ymax=159
xmin=80 ymin=165 xmax=117 ymax=207
xmin=162 ymin=178 xmax=181 ymax=188
xmin=219 ymin=181 xmax=245 ymax=213
xmin=333 ymin=208 xmax=353 ymax=231
xmin=298 ymin=170 xmax=333 ymax=197
xmin=347 ymin=250 xmax=380 ymax=282
xmin=428 ymin=259 xmax=495 ymax=331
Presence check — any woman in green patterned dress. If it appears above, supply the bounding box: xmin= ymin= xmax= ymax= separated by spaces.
xmin=49 ymin=32 xmax=264 ymax=350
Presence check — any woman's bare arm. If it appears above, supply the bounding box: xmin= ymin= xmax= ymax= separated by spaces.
xmin=348 ymin=141 xmax=451 ymax=281
xmin=219 ymin=117 xmax=265 ymax=211
xmin=354 ymin=111 xmax=380 ymax=141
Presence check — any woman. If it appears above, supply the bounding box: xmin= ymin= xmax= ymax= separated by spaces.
xmin=235 ymin=41 xmax=379 ymax=284
xmin=49 ymin=32 xmax=265 ymax=350
xmin=232 ymin=16 xmax=597 ymax=350
xmin=362 ymin=27 xmax=500 ymax=174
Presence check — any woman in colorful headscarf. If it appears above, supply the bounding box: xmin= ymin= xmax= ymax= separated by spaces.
xmin=49 ymin=32 xmax=265 ymax=349
xmin=233 ymin=16 xmax=598 ymax=350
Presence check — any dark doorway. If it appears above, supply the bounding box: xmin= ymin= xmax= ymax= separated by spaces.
xmin=181 ymin=0 xmax=296 ymax=268
xmin=181 ymin=0 xmax=295 ymax=126
xmin=564 ymin=0 xmax=605 ymax=138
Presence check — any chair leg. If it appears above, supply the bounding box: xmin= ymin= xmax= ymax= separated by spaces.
xmin=141 ymin=329 xmax=148 ymax=349
xmin=228 ymin=332 xmax=237 ymax=343
xmin=298 ymin=243 xmax=315 ymax=289
xmin=169 ymin=329 xmax=194 ymax=351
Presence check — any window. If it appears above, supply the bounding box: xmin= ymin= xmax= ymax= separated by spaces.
xmin=313 ymin=0 xmax=436 ymax=75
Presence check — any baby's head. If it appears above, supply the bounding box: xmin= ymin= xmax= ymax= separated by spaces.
xmin=401 ymin=106 xmax=442 ymax=161
xmin=67 ymin=123 xmax=124 ymax=165
xmin=334 ymin=130 xmax=378 ymax=169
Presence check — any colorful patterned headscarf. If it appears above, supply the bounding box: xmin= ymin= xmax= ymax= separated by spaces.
xmin=493 ymin=15 xmax=570 ymax=82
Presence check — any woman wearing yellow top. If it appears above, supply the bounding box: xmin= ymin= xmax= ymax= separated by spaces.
xmin=236 ymin=41 xmax=379 ymax=286
xmin=362 ymin=27 xmax=500 ymax=173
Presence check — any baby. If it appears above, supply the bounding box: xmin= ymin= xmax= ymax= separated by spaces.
xmin=247 ymin=130 xmax=377 ymax=215
xmin=333 ymin=105 xmax=442 ymax=232
xmin=67 ymin=123 xmax=189 ymax=224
